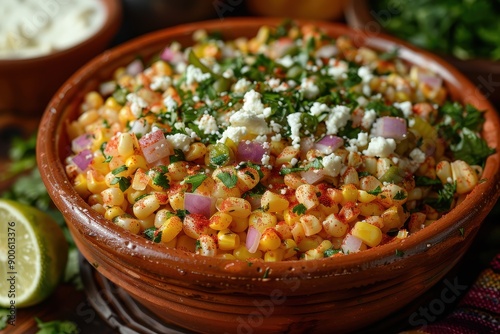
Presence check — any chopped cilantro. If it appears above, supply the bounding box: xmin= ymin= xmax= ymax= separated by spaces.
xmin=393 ymin=191 xmax=407 ymax=200
xmin=263 ymin=267 xmax=270 ymax=279
xmin=111 ymin=165 xmax=128 ymax=175
xmin=451 ymin=127 xmax=495 ymax=166
xmin=367 ymin=186 xmax=382 ymax=196
xmin=185 ymin=174 xmax=208 ymax=192
xmin=292 ymin=203 xmax=307 ymax=215
xmin=112 ymin=87 xmax=129 ymax=105
xmin=110 ymin=176 xmax=131 ymax=192
xmin=459 ymin=227 xmax=465 ymax=237
xmin=175 ymin=209 xmax=190 ymax=219
xmin=134 ymin=193 xmax=151 ymax=203
xmin=343 ymin=66 xmax=362 ymax=88
xmin=395 ymin=249 xmax=405 ymax=257
xmin=35 ymin=317 xmax=79 ymax=334
xmin=217 ymin=172 xmax=238 ymax=188
xmin=279 ymin=167 xmax=305 ymax=175
xmin=169 ymin=149 xmax=186 ymax=163
xmin=144 ymin=227 xmax=162 ymax=243
xmin=425 ymin=181 xmax=457 ymax=212
xmin=415 ymin=176 xmax=442 ymax=186
xmin=324 ymin=248 xmax=341 ymax=257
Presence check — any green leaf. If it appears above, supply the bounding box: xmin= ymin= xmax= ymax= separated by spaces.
xmin=175 ymin=209 xmax=190 ymax=219
xmin=185 ymin=174 xmax=207 ymax=192
xmin=279 ymin=167 xmax=306 ymax=175
xmin=110 ymin=176 xmax=131 ymax=192
xmin=144 ymin=227 xmax=162 ymax=243
xmin=292 ymin=203 xmax=307 ymax=215
xmin=425 ymin=182 xmax=457 ymax=212
xmin=217 ymin=172 xmax=238 ymax=188
xmin=393 ymin=191 xmax=407 ymax=200
xmin=0 ymin=308 xmax=9 ymax=330
xmin=112 ymin=87 xmax=129 ymax=105
xmin=111 ymin=165 xmax=128 ymax=175
xmin=367 ymin=186 xmax=382 ymax=196
xmin=324 ymin=248 xmax=341 ymax=257
xmin=35 ymin=318 xmax=79 ymax=334
xmin=451 ymin=127 xmax=495 ymax=166
xmin=169 ymin=149 xmax=186 ymax=163
xmin=415 ymin=176 xmax=442 ymax=187
xmin=395 ymin=249 xmax=405 ymax=257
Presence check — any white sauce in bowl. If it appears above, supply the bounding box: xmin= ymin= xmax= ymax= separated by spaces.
xmin=0 ymin=0 xmax=106 ymax=59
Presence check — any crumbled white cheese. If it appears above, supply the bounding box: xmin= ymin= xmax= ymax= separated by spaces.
xmin=358 ymin=66 xmax=373 ymax=83
xmin=327 ymin=60 xmax=348 ymax=78
xmin=222 ymin=68 xmax=234 ymax=79
xmin=290 ymin=158 xmax=298 ymax=166
xmin=150 ymin=75 xmax=171 ymax=91
xmin=276 ymin=54 xmax=294 ymax=68
xmin=361 ymin=109 xmax=377 ymax=129
xmin=362 ymin=137 xmax=396 ymax=158
xmin=322 ymin=154 xmax=343 ymax=177
xmin=229 ymin=110 xmax=270 ymax=135
xmin=197 ymin=114 xmax=218 ymax=135
xmin=287 ymin=112 xmax=303 ymax=148
xmin=185 ymin=64 xmax=211 ymax=85
xmin=309 ymin=102 xmax=330 ymax=117
xmin=219 ymin=126 xmax=247 ymax=143
xmin=163 ymin=95 xmax=178 ymax=112
xmin=126 ymin=93 xmax=148 ymax=117
xmin=347 ymin=132 xmax=369 ymax=152
xmin=325 ymin=105 xmax=351 ymax=135
xmin=300 ymin=78 xmax=320 ymax=99
xmin=394 ymin=101 xmax=413 ymax=118
xmin=271 ymin=133 xmax=282 ymax=142
xmin=409 ymin=148 xmax=426 ymax=164
xmin=166 ymin=133 xmax=194 ymax=152
xmin=261 ymin=154 xmax=270 ymax=165
xmin=269 ymin=120 xmax=282 ymax=134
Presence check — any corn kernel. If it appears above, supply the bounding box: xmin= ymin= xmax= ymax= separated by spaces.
xmin=295 ymin=184 xmax=319 ymax=210
xmin=133 ymin=194 xmax=160 ymax=219
xmin=101 ymin=187 xmax=125 ymax=207
xmin=233 ymin=245 xmax=262 ymax=261
xmin=209 ymin=212 xmax=233 ymax=230
xmin=261 ymin=191 xmax=289 ymax=213
xmin=218 ymin=229 xmax=240 ymax=250
xmin=248 ymin=211 xmax=277 ymax=233
xmin=351 ymin=221 xmax=382 ymax=247
xmin=300 ymin=214 xmax=322 ymax=236
xmin=322 ymin=213 xmax=348 ymax=237
xmin=258 ymin=228 xmax=281 ymax=252
xmin=160 ymin=216 xmax=183 ymax=243
xmin=264 ymin=248 xmax=285 ymax=262
xmin=104 ymin=206 xmax=125 ymax=221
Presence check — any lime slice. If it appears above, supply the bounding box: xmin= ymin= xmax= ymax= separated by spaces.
xmin=0 ymin=199 xmax=68 ymax=307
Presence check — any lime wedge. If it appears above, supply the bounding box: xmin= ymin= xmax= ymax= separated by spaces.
xmin=0 ymin=199 xmax=68 ymax=307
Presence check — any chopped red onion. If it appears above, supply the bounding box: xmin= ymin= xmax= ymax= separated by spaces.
xmin=316 ymin=45 xmax=338 ymax=59
xmin=184 ymin=193 xmax=216 ymax=218
xmin=246 ymin=226 xmax=261 ymax=253
xmin=372 ymin=116 xmax=407 ymax=141
xmin=237 ymin=141 xmax=269 ymax=164
xmin=139 ymin=130 xmax=171 ymax=164
xmin=341 ymin=234 xmax=363 ymax=254
xmin=160 ymin=47 xmax=185 ymax=65
xmin=300 ymin=137 xmax=315 ymax=159
xmin=72 ymin=149 xmax=93 ymax=172
xmin=314 ymin=135 xmax=344 ymax=154
xmin=272 ymin=37 xmax=295 ymax=58
xmin=126 ymin=59 xmax=144 ymax=76
xmin=300 ymin=169 xmax=325 ymax=185
xmin=71 ymin=134 xmax=93 ymax=153
xmin=99 ymin=81 xmax=117 ymax=96
xmin=419 ymin=72 xmax=442 ymax=92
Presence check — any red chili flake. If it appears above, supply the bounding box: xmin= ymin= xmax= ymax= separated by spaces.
xmin=189 ymin=213 xmax=211 ymax=231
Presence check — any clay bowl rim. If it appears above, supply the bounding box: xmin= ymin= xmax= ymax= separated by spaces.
xmin=37 ymin=17 xmax=500 ymax=279
xmin=0 ymin=0 xmax=122 ymax=67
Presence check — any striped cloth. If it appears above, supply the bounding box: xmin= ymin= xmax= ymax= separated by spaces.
xmin=414 ymin=254 xmax=500 ymax=334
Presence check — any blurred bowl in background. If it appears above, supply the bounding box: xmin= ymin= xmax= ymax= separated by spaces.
xmin=344 ymin=0 xmax=500 ymax=108
xmin=246 ymin=0 xmax=347 ymax=20
xmin=0 ymin=0 xmax=121 ymax=131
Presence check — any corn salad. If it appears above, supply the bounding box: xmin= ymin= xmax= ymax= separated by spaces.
xmin=65 ymin=22 xmax=494 ymax=261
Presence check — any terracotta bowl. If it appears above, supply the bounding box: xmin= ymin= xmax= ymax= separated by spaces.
xmin=0 ymin=0 xmax=121 ymax=130
xmin=344 ymin=0 xmax=500 ymax=108
xmin=37 ymin=18 xmax=500 ymax=333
